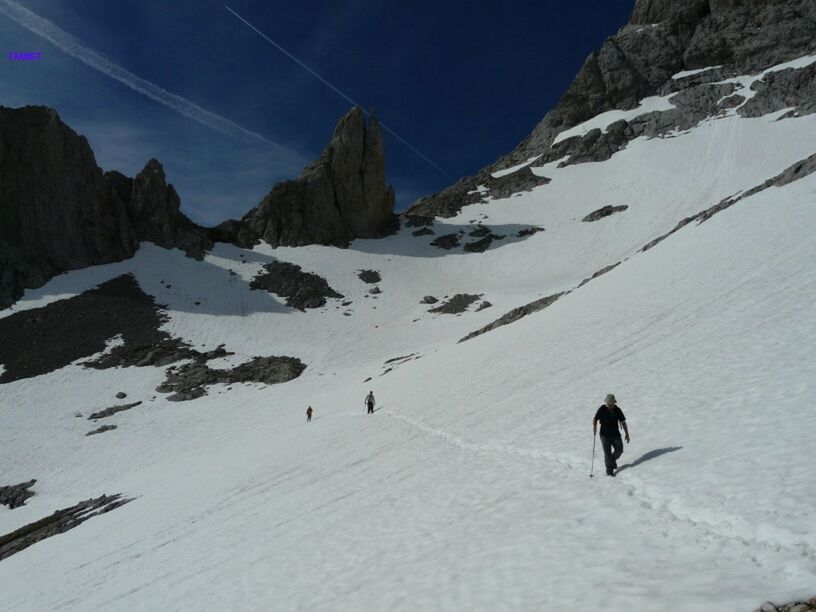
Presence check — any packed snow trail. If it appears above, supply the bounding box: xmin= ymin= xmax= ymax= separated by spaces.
xmin=386 ymin=411 xmax=816 ymax=562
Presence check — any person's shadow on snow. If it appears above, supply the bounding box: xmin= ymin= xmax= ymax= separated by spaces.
xmin=615 ymin=446 xmax=683 ymax=473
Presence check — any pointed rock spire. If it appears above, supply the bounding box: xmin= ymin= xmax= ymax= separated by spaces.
xmin=217 ymin=106 xmax=397 ymax=249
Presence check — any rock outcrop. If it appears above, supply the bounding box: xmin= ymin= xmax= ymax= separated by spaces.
xmin=215 ymin=107 xmax=397 ymax=248
xmin=408 ymin=0 xmax=816 ymax=219
xmin=0 ymin=106 xmax=210 ymax=309
xmin=0 ymin=494 xmax=131 ymax=561
xmin=127 ymin=159 xmax=211 ymax=258
xmin=428 ymin=294 xmax=482 ymax=314
xmin=583 ymin=205 xmax=629 ymax=222
xmin=0 ymin=480 xmax=37 ymax=509
xmin=459 ymin=292 xmax=565 ymax=343
xmin=249 ymin=261 xmax=344 ymax=311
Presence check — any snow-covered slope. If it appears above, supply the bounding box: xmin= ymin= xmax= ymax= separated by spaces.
xmin=2 ymin=59 xmax=816 ymax=612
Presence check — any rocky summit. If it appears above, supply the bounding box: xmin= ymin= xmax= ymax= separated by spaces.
xmin=213 ymin=107 xmax=397 ymax=249
xmin=408 ymin=0 xmax=816 ymax=218
xmin=0 ymin=104 xmax=397 ymax=309
xmin=0 ymin=106 xmax=211 ymax=309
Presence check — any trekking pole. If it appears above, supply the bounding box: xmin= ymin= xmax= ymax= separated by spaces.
xmin=589 ymin=431 xmax=596 ymax=478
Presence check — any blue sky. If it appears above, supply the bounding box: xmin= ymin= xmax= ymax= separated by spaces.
xmin=0 ymin=1 xmax=633 ymax=225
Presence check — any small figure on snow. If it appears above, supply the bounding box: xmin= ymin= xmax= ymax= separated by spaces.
xmin=592 ymin=393 xmax=630 ymax=476
xmin=306 ymin=405 xmax=313 ymax=423
xmin=365 ymin=391 xmax=375 ymax=414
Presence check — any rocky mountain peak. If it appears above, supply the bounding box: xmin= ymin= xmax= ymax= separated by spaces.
xmin=629 ymin=0 xmax=710 ymax=25
xmin=129 ymin=158 xmax=211 ymax=258
xmin=408 ymin=0 xmax=816 ymax=219
xmin=326 ymin=106 xmax=366 ymax=163
xmin=1 ymin=103 xmax=398 ymax=308
xmin=216 ymin=106 xmax=397 ymax=248
xmin=0 ymin=107 xmax=210 ymax=308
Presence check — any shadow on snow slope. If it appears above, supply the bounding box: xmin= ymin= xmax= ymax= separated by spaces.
xmin=615 ymin=447 xmax=683 ymax=474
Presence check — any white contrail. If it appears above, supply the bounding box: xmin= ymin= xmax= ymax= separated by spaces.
xmin=224 ymin=5 xmax=453 ymax=180
xmin=0 ymin=0 xmax=278 ymax=147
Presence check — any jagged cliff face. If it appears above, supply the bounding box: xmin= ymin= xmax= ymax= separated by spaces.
xmin=128 ymin=158 xmax=210 ymax=255
xmin=408 ymin=0 xmax=816 ymax=218
xmin=0 ymin=104 xmax=397 ymax=307
xmin=0 ymin=106 xmax=210 ymax=308
xmin=216 ymin=107 xmax=397 ymax=248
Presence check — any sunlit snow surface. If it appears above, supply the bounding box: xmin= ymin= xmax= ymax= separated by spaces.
xmin=552 ymin=94 xmax=677 ymax=144
xmin=1 ymin=80 xmax=816 ymax=610
xmin=672 ymin=65 xmax=722 ymax=79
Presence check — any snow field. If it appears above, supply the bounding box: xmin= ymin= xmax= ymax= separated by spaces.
xmin=0 ymin=100 xmax=815 ymax=610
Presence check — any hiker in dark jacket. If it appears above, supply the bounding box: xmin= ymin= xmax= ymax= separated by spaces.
xmin=592 ymin=393 xmax=630 ymax=476
xmin=365 ymin=391 xmax=375 ymax=414
xmin=306 ymin=406 xmax=313 ymax=423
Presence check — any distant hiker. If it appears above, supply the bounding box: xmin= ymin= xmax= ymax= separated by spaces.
xmin=592 ymin=393 xmax=630 ymax=476
xmin=306 ymin=406 xmax=313 ymax=423
xmin=365 ymin=391 xmax=375 ymax=414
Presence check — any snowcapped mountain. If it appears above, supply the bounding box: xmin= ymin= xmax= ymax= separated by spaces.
xmin=1 ymin=1 xmax=815 ymax=610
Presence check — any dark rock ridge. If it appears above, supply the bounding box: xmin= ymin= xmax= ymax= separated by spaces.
xmin=429 ymin=294 xmax=482 ymax=314
xmin=0 ymin=106 xmax=211 ymax=309
xmin=577 ymin=262 xmax=623 ymax=288
xmin=0 ymin=494 xmax=131 ymax=562
xmin=408 ymin=167 xmax=550 ymax=219
xmin=0 ymin=480 xmax=37 ymax=509
xmin=250 ymin=261 xmax=344 ymax=310
xmin=86 ymin=424 xmax=117 ymax=436
xmin=88 ymin=401 xmax=142 ymax=421
xmin=384 ymin=353 xmax=416 ymax=364
xmin=157 ymin=356 xmax=306 ymax=402
xmin=459 ymin=293 xmax=565 ymax=343
xmin=215 ymin=107 xmax=397 ymax=248
xmin=408 ymin=0 xmax=816 ymax=218
xmin=583 ymin=205 xmax=629 ymax=222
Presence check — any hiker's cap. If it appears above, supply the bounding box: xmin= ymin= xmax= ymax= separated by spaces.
xmin=605 ymin=393 xmax=617 ymax=404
